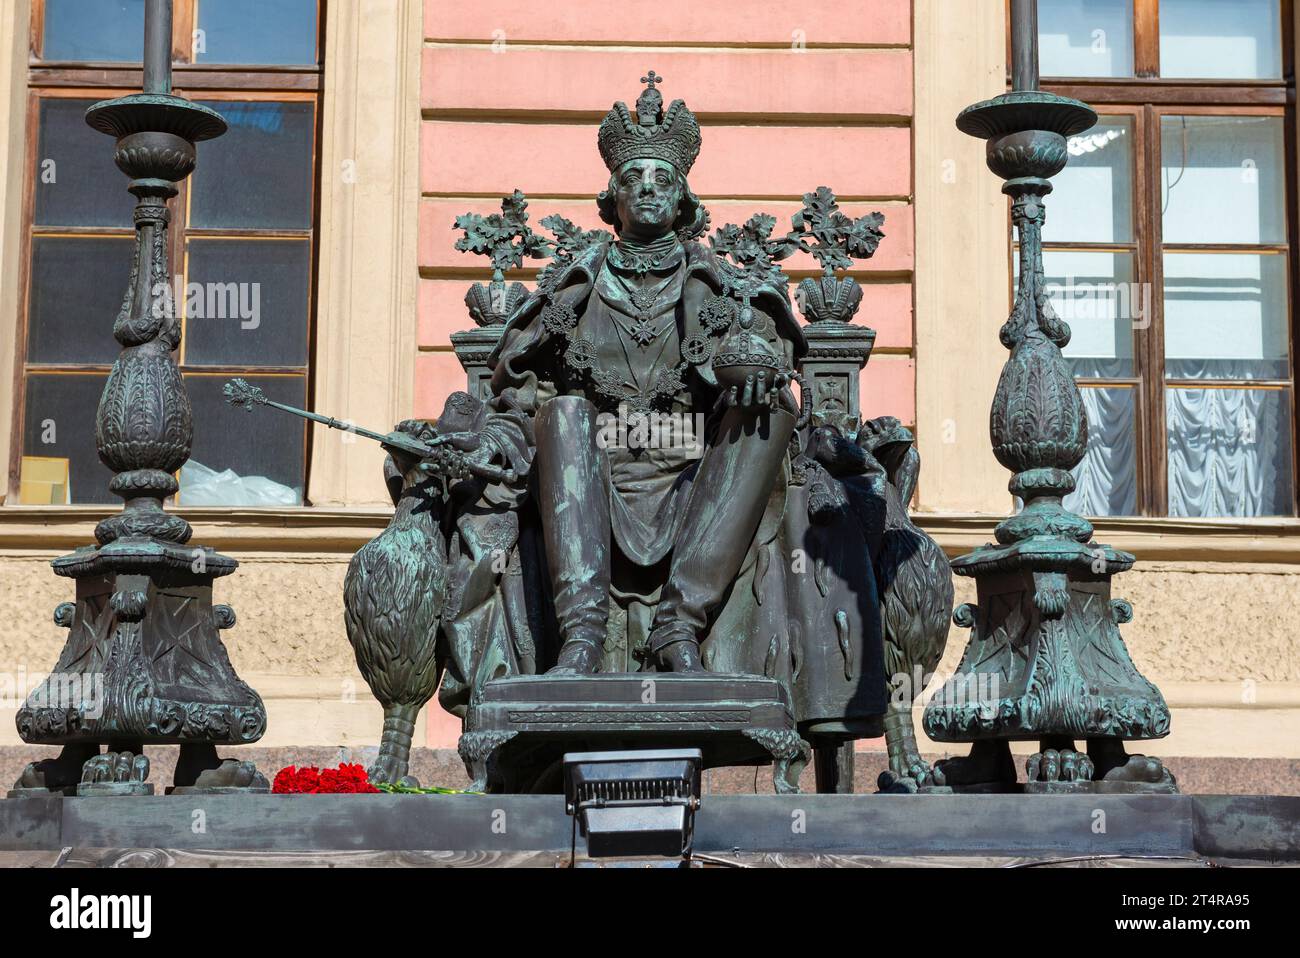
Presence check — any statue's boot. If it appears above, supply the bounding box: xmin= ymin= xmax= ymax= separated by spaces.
xmin=649 ymin=403 xmax=796 ymax=672
xmin=536 ymin=396 xmax=612 ymax=675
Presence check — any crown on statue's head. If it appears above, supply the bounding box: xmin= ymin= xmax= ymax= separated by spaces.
xmin=597 ymin=71 xmax=702 ymax=176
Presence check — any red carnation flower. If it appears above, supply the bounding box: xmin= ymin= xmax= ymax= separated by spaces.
xmin=272 ymin=762 xmax=380 ymax=794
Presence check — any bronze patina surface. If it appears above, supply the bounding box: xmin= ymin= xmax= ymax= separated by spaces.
xmin=326 ymin=73 xmax=951 ymax=794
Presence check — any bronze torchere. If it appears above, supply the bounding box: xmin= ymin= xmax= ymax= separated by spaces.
xmin=12 ymin=0 xmax=267 ymax=797
xmin=921 ymin=0 xmax=1175 ymax=794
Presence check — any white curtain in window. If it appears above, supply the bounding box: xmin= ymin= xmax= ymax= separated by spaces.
xmin=1066 ymin=386 xmax=1137 ymax=516
xmin=1166 ymin=386 xmax=1292 ymax=517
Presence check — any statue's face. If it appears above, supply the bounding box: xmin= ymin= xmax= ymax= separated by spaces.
xmin=613 ymin=159 xmax=683 ymax=240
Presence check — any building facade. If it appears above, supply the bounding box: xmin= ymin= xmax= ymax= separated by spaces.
xmin=0 ymin=0 xmax=1296 ymax=790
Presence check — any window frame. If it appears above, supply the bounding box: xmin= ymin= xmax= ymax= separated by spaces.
xmin=10 ymin=0 xmax=326 ymax=506
xmin=1012 ymin=0 xmax=1299 ymax=516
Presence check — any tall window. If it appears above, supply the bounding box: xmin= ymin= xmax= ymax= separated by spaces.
xmin=14 ymin=0 xmax=321 ymax=506
xmin=1026 ymin=0 xmax=1295 ymax=517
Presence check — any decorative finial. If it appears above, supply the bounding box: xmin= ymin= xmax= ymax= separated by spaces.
xmin=787 ymin=187 xmax=886 ymax=324
xmin=636 ymin=70 xmax=665 ymax=127
xmin=453 ymin=189 xmax=552 ymax=284
xmin=224 ymin=377 xmax=267 ymax=410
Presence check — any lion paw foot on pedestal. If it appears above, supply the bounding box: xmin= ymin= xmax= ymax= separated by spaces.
xmin=928 ymin=740 xmax=1018 ymax=793
xmin=877 ymin=757 xmax=950 ymax=794
xmin=743 ymin=729 xmax=811 ymax=794
xmin=876 ymin=770 xmax=918 ymax=793
xmin=1024 ymin=748 xmax=1094 ymax=793
xmin=1095 ymin=755 xmax=1178 ymax=794
xmin=77 ymin=751 xmax=153 ymax=797
xmin=170 ymin=759 xmax=269 ymax=795
xmin=772 ymin=751 xmax=809 ymax=795
xmin=8 ymin=743 xmax=101 ymax=797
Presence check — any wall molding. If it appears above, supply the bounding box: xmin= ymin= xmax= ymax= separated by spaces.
xmin=1 ymin=505 xmax=1298 ymax=561
xmin=921 ymin=513 xmax=1300 ymax=563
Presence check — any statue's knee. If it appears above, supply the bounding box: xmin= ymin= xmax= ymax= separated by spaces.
xmin=536 ymin=395 xmax=601 ymax=439
xmin=544 ymin=394 xmax=598 ymax=416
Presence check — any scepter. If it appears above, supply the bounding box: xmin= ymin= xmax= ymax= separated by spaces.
xmin=222 ymin=378 xmax=515 ymax=484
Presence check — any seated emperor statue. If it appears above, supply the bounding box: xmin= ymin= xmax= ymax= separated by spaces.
xmin=483 ymin=73 xmax=805 ymax=675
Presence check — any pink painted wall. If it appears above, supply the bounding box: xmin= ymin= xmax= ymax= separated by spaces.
xmin=417 ymin=0 xmax=916 ymax=745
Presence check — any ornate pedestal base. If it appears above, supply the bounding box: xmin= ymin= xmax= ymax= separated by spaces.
xmin=922 ymin=558 xmax=1176 ymax=794
xmin=10 ymin=25 xmax=267 ymax=799
xmin=460 ymin=673 xmax=810 ymax=794
xmin=12 ymin=539 xmax=268 ymax=796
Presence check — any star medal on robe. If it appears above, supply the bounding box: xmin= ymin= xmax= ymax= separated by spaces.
xmin=619 ymin=274 xmax=673 ymax=349
xmin=629 ymin=289 xmax=660 ymax=347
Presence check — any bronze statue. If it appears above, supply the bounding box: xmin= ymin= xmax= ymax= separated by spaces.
xmin=488 ymin=73 xmax=803 ymax=678
xmin=242 ymin=74 xmax=953 ymax=792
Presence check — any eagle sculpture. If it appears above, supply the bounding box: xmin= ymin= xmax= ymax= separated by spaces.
xmin=342 ymin=419 xmax=448 ymax=786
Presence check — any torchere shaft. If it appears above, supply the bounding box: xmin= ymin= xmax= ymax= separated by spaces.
xmin=143 ymin=0 xmax=173 ymax=95
xmin=1010 ymin=0 xmax=1040 ymax=92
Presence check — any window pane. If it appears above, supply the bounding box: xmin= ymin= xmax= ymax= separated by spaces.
xmin=21 ymin=373 xmax=114 ymax=505
xmin=1163 ymin=252 xmax=1288 ymax=380
xmin=184 ymin=239 xmax=310 ymax=367
xmin=1161 ymin=116 xmax=1286 ymax=245
xmin=1065 ymin=385 xmax=1137 ymax=516
xmin=28 ymin=236 xmax=133 ymax=365
xmin=42 ymin=0 xmax=144 ymax=62
xmin=183 ymin=374 xmax=306 ymax=505
xmin=1159 ymin=0 xmax=1282 ymax=80
xmin=1035 ymin=250 xmax=1137 ymax=378
xmin=1039 ymin=0 xmax=1134 ymax=78
xmin=1167 ymin=387 xmax=1293 ymax=516
xmin=1046 ymin=116 xmax=1133 ymax=243
xmin=190 ymin=101 xmax=315 ymax=230
xmin=194 ymin=0 xmax=318 ymax=66
xmin=34 ymin=99 xmax=135 ymax=228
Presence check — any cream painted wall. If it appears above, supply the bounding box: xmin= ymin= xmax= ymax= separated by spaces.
xmin=308 ymin=0 xmax=424 ymax=507
xmin=912 ymin=0 xmax=1011 ymax=515
xmin=0 ymin=0 xmax=31 ymax=502
xmin=0 ymin=549 xmax=1292 ymax=756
